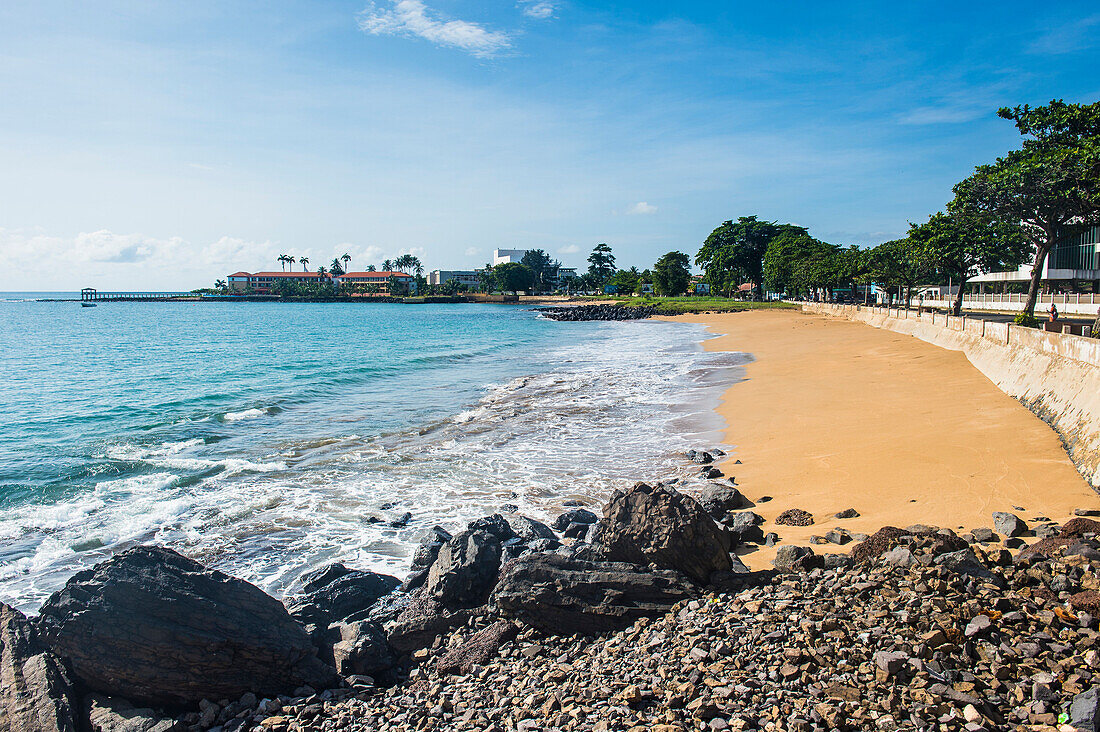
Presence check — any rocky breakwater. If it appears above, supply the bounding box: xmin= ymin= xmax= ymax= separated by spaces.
xmin=538 ymin=305 xmax=657 ymax=322
xmin=9 ymin=485 xmax=1100 ymax=732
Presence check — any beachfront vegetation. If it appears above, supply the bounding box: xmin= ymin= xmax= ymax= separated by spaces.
xmin=653 ymin=252 xmax=691 ymax=296
xmin=696 ymin=100 xmax=1100 ymax=324
xmin=587 ymin=242 xmax=617 ymax=286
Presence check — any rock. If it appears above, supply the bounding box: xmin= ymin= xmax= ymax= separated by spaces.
xmin=698 ymin=484 xmax=749 ymax=519
xmin=286 ymin=566 xmax=400 ymax=639
xmin=964 ymin=614 xmax=992 ymax=637
xmin=725 ymin=511 xmax=765 ymax=544
xmin=882 ymin=547 xmax=915 ymax=568
xmin=492 ymin=553 xmax=695 ymax=634
xmin=504 ymin=515 xmax=557 ymax=543
xmin=364 ymin=590 xmax=413 ymax=626
xmin=970 ymin=527 xmax=997 ymax=543
xmin=1070 ymin=591 xmax=1100 ymax=616
xmin=400 ymin=527 xmax=451 ymax=592
xmin=933 ymin=549 xmax=1005 ymax=587
xmin=690 ymin=451 xmax=714 ymax=464
xmin=773 ymin=546 xmax=822 ymax=572
xmin=872 ymin=650 xmax=907 ymax=676
xmin=551 ymin=509 xmax=598 ymax=532
xmin=435 ymin=621 xmax=519 ymax=675
xmin=824 ymin=530 xmax=849 ymax=545
xmin=424 ymin=528 xmax=503 ymax=608
xmin=775 ymin=509 xmax=814 ymax=527
xmin=86 ymin=695 xmax=179 ymax=732
xmin=834 ymin=508 xmax=859 ymax=519
xmin=539 ymin=304 xmax=657 ymax=322
xmin=0 ymin=602 xmax=77 ymax=732
xmin=1071 ymin=688 xmax=1100 ymax=732
xmin=598 ymin=483 xmax=732 ymax=584
xmin=992 ymin=512 xmax=1027 ymax=537
xmin=34 ymin=546 xmax=337 ymax=706
xmin=699 ymin=466 xmax=723 ymax=479
xmin=851 ymin=526 xmax=912 ymax=563
xmin=764 ymin=532 xmax=778 ymax=547
xmin=322 ymin=621 xmax=396 ymax=680
xmin=384 ymin=589 xmax=469 ymax=654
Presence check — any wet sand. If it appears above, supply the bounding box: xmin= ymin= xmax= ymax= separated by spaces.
xmin=666 ymin=309 xmax=1100 ymax=570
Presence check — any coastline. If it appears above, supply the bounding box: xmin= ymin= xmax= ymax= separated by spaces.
xmin=664 ymin=308 xmax=1100 ymax=570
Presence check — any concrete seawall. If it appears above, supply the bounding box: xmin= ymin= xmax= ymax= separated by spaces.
xmin=803 ymin=303 xmax=1100 ymax=492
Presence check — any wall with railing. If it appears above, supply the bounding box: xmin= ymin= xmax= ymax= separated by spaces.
xmin=904 ymin=292 xmax=1100 ymax=316
xmin=803 ymin=302 xmax=1100 ymax=491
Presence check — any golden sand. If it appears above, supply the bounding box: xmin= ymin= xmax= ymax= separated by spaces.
xmin=664 ymin=309 xmax=1100 ymax=570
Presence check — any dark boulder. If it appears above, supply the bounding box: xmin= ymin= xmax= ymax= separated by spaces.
xmin=698 ymin=484 xmax=749 ymax=519
xmin=773 ymin=545 xmax=822 ymax=572
xmin=435 ymin=621 xmax=519 ymax=675
xmin=34 ymin=546 xmax=337 ymax=707
xmin=492 ymin=553 xmax=695 ymax=634
xmin=425 ymin=528 xmax=503 ymax=609
xmin=466 ymin=514 xmax=515 ymax=541
xmin=400 ymin=526 xmax=452 ymax=592
xmin=503 ymin=515 xmax=557 ymax=543
xmin=850 ymin=526 xmax=913 ymax=564
xmin=286 ymin=565 xmax=400 ymax=640
xmin=834 ymin=508 xmax=860 ymax=519
xmin=319 ymin=621 xmax=396 ymax=680
xmin=1 ymin=602 xmax=77 ymax=732
xmin=384 ymin=589 xmax=469 ymax=655
xmin=551 ymin=509 xmax=598 ymax=532
xmin=991 ymin=511 xmax=1027 ymax=537
xmin=597 ymin=483 xmax=731 ymax=584
xmin=725 ymin=511 xmax=765 ymax=544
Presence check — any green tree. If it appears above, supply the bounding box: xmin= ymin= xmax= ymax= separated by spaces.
xmin=908 ymin=194 xmax=1030 ymax=316
xmin=866 ymin=238 xmax=931 ymax=306
xmin=382 ymin=259 xmax=393 ymax=272
xmin=278 ymin=254 xmax=289 ymax=271
xmin=214 ymin=278 xmax=227 ymax=292
xmin=696 ymin=216 xmax=781 ymax=298
xmin=366 ymin=264 xmax=377 ymax=271
xmin=494 ymin=262 xmax=536 ymax=292
xmin=964 ymin=100 xmax=1100 ymax=323
xmin=330 ymin=257 xmax=344 ymax=275
xmin=341 ymin=253 xmax=352 ymax=273
xmin=521 ymin=249 xmax=558 ymax=292
xmin=608 ymin=267 xmax=641 ymax=295
xmin=586 ymin=242 xmax=617 ymax=285
xmin=653 ymin=252 xmax=692 ymax=296
xmin=478 ymin=264 xmax=495 ymax=293
xmin=299 ymin=257 xmax=310 ymax=271
xmin=762 ymin=227 xmax=828 ymax=296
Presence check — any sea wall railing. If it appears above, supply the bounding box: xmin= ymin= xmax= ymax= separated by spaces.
xmin=806 ymin=302 xmax=1100 ymax=370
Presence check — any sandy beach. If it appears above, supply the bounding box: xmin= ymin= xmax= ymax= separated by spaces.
xmin=669 ymin=308 xmax=1100 ymax=570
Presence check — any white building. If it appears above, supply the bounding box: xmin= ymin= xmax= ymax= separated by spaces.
xmin=428 ymin=270 xmax=481 ymax=288
xmin=492 ymin=249 xmax=529 ymax=266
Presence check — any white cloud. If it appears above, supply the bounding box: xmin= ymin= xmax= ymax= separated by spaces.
xmin=558 ymin=244 xmax=580 ymax=254
xmin=358 ymin=1 xmax=512 ymax=58
xmin=518 ymin=0 xmax=558 ymax=19
xmin=626 ymin=201 xmax=657 ymax=215
xmin=463 ymin=246 xmax=481 ymax=256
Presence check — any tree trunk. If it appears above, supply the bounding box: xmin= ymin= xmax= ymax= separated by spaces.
xmin=1022 ymin=233 xmax=1056 ymax=322
xmin=952 ymin=276 xmax=967 ymax=316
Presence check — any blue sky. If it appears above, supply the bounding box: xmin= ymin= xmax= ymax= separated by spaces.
xmin=1 ymin=1 xmax=1097 ymax=290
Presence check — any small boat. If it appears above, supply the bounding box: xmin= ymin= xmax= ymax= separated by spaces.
xmin=81 ymin=302 xmax=97 ymax=308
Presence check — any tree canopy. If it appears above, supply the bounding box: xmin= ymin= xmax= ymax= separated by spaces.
xmin=653 ymin=251 xmax=692 ymax=296
xmin=587 ymin=242 xmax=617 ymax=285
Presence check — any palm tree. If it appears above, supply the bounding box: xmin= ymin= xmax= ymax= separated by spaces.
xmin=411 ymin=256 xmax=424 ymax=278
xmin=299 ymin=257 xmax=310 ymax=271
xmin=278 ymin=254 xmax=289 ymax=271
xmin=214 ymin=278 xmax=227 ymax=292
xmin=287 ymin=256 xmax=296 ymax=272
xmin=366 ymin=264 xmax=377 ymax=272
xmin=342 ymin=253 xmax=352 ymax=273
xmin=382 ymin=259 xmax=393 ymax=272
xmin=395 ymin=254 xmax=414 ymax=272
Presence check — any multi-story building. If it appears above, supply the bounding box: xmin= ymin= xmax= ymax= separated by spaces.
xmin=332 ymin=271 xmax=416 ymax=295
xmin=427 ymin=270 xmax=481 ymax=288
xmin=971 ymin=224 xmax=1100 ymax=291
xmin=492 ymin=249 xmax=529 ymax=266
xmin=226 ymin=271 xmax=330 ymax=294
xmin=226 ymin=270 xmax=415 ymax=295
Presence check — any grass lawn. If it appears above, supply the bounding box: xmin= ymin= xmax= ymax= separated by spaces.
xmin=583 ymin=295 xmax=799 ymax=315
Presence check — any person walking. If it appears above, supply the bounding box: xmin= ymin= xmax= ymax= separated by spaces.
xmin=1049 ymin=302 xmax=1059 ymax=323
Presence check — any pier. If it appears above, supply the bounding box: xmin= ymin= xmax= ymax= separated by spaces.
xmin=81 ymin=288 xmax=207 ymax=302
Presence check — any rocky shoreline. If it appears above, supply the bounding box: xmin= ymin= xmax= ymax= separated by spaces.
xmin=537 ymin=305 xmax=658 ymax=321
xmin=3 ymin=465 xmax=1100 ymax=732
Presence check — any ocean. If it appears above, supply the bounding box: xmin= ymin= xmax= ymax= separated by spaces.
xmin=0 ymin=295 xmax=746 ymax=613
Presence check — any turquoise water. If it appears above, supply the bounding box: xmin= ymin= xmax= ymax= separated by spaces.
xmin=0 ymin=297 xmax=743 ymax=612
